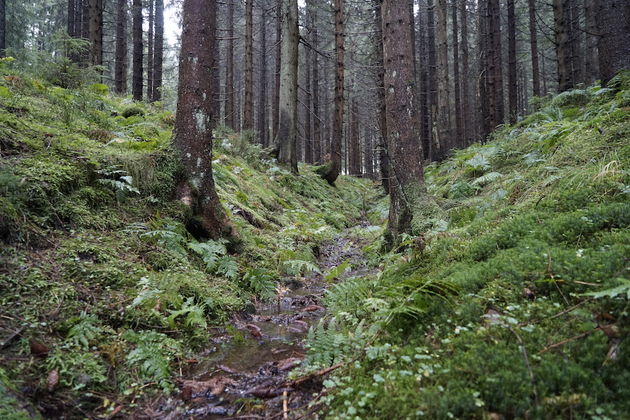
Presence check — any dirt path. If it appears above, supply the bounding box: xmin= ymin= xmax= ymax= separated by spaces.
xmin=145 ymin=228 xmax=372 ymax=419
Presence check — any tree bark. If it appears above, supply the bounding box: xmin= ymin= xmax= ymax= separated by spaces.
xmin=272 ymin=0 xmax=282 ymax=139
xmin=175 ymin=0 xmax=230 ymax=239
xmin=88 ymin=0 xmax=103 ymax=66
xmin=507 ymin=0 xmax=517 ymax=124
xmin=427 ymin=0 xmax=437 ymax=160
xmin=277 ymin=0 xmax=299 ymax=173
xmin=374 ymin=0 xmax=390 ymax=193
xmin=583 ymin=0 xmax=598 ymax=84
xmin=417 ymin=1 xmax=430 ymax=159
xmin=310 ymin=1 xmax=321 ymax=163
xmin=554 ymin=0 xmax=573 ymax=91
xmin=348 ymin=97 xmax=361 ymax=176
xmin=304 ymin=27 xmax=313 ymax=164
xmin=487 ymin=0 xmax=504 ymax=131
xmin=459 ymin=0 xmax=471 ymax=145
xmin=527 ymin=0 xmax=541 ymax=96
xmin=152 ymin=0 xmax=164 ymax=101
xmin=147 ymin=0 xmax=154 ymax=100
xmin=244 ymin=0 xmax=254 ymax=130
xmin=596 ymin=0 xmax=630 ymax=84
xmin=225 ymin=0 xmax=235 ymax=129
xmin=381 ymin=0 xmax=428 ymax=241
xmin=67 ymin=0 xmax=77 ymax=38
xmin=258 ymin=6 xmax=268 ymax=146
xmin=320 ymin=0 xmax=344 ymax=184
xmin=132 ymin=0 xmax=143 ymax=101
xmin=436 ymin=0 xmax=450 ymax=159
xmin=114 ymin=0 xmax=128 ymax=94
xmin=451 ymin=0 xmax=463 ymax=146
xmin=0 ymin=0 xmax=5 ymax=57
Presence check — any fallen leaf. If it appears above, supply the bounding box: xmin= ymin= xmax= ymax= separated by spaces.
xmin=180 ymin=377 xmax=236 ymax=400
xmin=245 ymin=323 xmax=263 ymax=338
xmin=277 ymin=357 xmax=302 ymax=371
xmin=29 ymin=340 xmax=50 ymax=358
xmin=47 ymin=370 xmax=59 ymax=392
xmin=303 ymin=305 xmax=325 ymax=312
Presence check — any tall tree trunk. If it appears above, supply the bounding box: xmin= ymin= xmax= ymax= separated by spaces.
xmin=459 ymin=0 xmax=471 ymax=145
xmin=132 ymin=0 xmax=143 ymax=101
xmin=427 ymin=0 xmax=437 ymax=161
xmin=152 ymin=0 xmax=164 ymax=101
xmin=528 ymin=0 xmax=541 ymax=96
xmin=277 ymin=0 xmax=299 ymax=173
xmin=569 ymin=1 xmax=583 ymax=85
xmin=381 ymin=0 xmax=428 ymax=241
xmin=320 ymin=0 xmax=344 ymax=184
xmin=311 ymin=1 xmax=321 ymax=163
xmin=147 ymin=0 xmax=154 ymax=100
xmin=488 ymin=0 xmax=504 ymax=130
xmin=436 ymin=0 xmax=450 ymax=159
xmin=81 ymin=0 xmax=89 ymax=40
xmin=88 ymin=0 xmax=103 ymax=66
xmin=1 ymin=0 xmax=6 ymax=57
xmin=417 ymin=1 xmax=430 ymax=159
xmin=554 ymin=0 xmax=573 ymax=91
xmin=67 ymin=0 xmax=77 ymax=38
xmin=114 ymin=0 xmax=128 ymax=94
xmin=272 ymin=0 xmax=282 ymax=140
xmin=374 ymin=0 xmax=390 ymax=193
xmin=583 ymin=0 xmax=598 ymax=84
xmin=507 ymin=0 xmax=517 ymax=123
xmin=225 ymin=0 xmax=235 ymax=129
xmin=596 ymin=0 xmax=630 ymax=84
xmin=363 ymin=131 xmax=373 ymax=179
xmin=451 ymin=0 xmax=463 ymax=146
xmin=258 ymin=7 xmax=268 ymax=146
xmin=478 ymin=0 xmax=490 ymax=139
xmin=304 ymin=31 xmax=313 ymax=164
xmin=175 ymin=0 xmax=230 ymax=239
xmin=244 ymin=0 xmax=254 ymax=130
xmin=348 ymin=97 xmax=361 ymax=176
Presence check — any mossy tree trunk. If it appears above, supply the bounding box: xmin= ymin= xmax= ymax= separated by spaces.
xmin=381 ymin=0 xmax=431 ymax=243
xmin=174 ymin=0 xmax=230 ymax=239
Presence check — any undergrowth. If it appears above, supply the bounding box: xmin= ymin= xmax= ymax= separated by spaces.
xmin=303 ymin=73 xmax=630 ymax=419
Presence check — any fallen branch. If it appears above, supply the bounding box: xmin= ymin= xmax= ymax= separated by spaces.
xmin=538 ymin=328 xmax=600 ymax=355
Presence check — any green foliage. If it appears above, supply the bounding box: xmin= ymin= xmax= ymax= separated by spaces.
xmin=243 ymin=268 xmax=278 ymax=300
xmin=282 ymin=259 xmax=322 ymax=276
xmin=123 ymin=331 xmax=182 ymax=392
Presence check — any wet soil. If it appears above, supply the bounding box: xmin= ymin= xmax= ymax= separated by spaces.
xmin=141 ymin=230 xmax=371 ymax=419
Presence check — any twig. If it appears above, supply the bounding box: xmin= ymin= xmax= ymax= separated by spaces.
xmin=508 ymin=326 xmax=539 ymax=409
xmin=283 ymin=391 xmax=289 ymax=419
xmin=538 ymin=328 xmax=599 ymax=355
xmin=1 ymin=327 xmax=25 ymax=349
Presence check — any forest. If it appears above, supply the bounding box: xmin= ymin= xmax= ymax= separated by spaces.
xmin=0 ymin=0 xmax=629 ymax=419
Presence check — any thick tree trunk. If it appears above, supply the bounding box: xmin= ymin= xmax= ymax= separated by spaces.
xmin=554 ymin=0 xmax=573 ymax=91
xmin=583 ymin=0 xmax=598 ymax=84
xmin=311 ymin=2 xmax=321 ymax=163
xmin=507 ymin=0 xmax=517 ymax=124
xmin=375 ymin=0 xmax=390 ymax=193
xmin=320 ymin=0 xmax=344 ymax=184
xmin=88 ymin=0 xmax=103 ymax=66
xmin=114 ymin=0 xmax=128 ymax=94
xmin=132 ymin=0 xmax=143 ymax=101
xmin=175 ymin=0 xmax=230 ymax=239
xmin=304 ymin=33 xmax=313 ymax=164
xmin=451 ymin=0 xmax=463 ymax=146
xmin=596 ymin=0 xmax=630 ymax=84
xmin=244 ymin=0 xmax=254 ymax=130
xmin=528 ymin=0 xmax=541 ymax=96
xmin=272 ymin=0 xmax=282 ymax=140
xmin=436 ymin=0 xmax=450 ymax=159
xmin=427 ymin=0 xmax=437 ymax=161
xmin=225 ymin=0 xmax=235 ymax=129
xmin=417 ymin=1 xmax=430 ymax=159
xmin=0 ymin=0 xmax=6 ymax=57
xmin=147 ymin=0 xmax=154 ymax=100
xmin=67 ymin=0 xmax=77 ymax=38
xmin=488 ymin=0 xmax=504 ymax=130
xmin=277 ymin=0 xmax=299 ymax=173
xmin=258 ymin=7 xmax=268 ymax=146
xmin=381 ymin=0 xmax=428 ymax=241
xmin=459 ymin=0 xmax=471 ymax=145
xmin=569 ymin=1 xmax=583 ymax=85
xmin=152 ymin=0 xmax=164 ymax=101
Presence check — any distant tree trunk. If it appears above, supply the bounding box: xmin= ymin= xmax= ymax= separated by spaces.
xmin=132 ymin=0 xmax=143 ymax=101
xmin=488 ymin=0 xmax=504 ymax=130
xmin=374 ymin=0 xmax=390 ymax=193
xmin=478 ymin=0 xmax=491 ymax=139
xmin=451 ymin=0 xmax=463 ymax=146
xmin=528 ymin=0 xmax=541 ymax=96
xmin=320 ymin=0 xmax=344 ymax=184
xmin=277 ymin=0 xmax=299 ymax=173
xmin=175 ymin=0 xmax=230 ymax=239
xmin=81 ymin=0 xmax=89 ymax=41
xmin=459 ymin=0 xmax=471 ymax=145
xmin=569 ymin=1 xmax=583 ymax=85
xmin=348 ymin=97 xmax=361 ymax=176
xmin=436 ymin=0 xmax=450 ymax=158
xmin=554 ymin=0 xmax=573 ymax=91
xmin=427 ymin=0 xmax=437 ymax=160
xmin=114 ymin=0 xmax=128 ymax=93
xmin=152 ymin=0 xmax=164 ymax=101
xmin=507 ymin=0 xmax=517 ymax=124
xmin=244 ymin=0 xmax=254 ymax=130
xmin=311 ymin=2 xmax=321 ymax=163
xmin=596 ymin=0 xmax=630 ymax=84
xmin=272 ymin=0 xmax=282 ymax=139
xmin=225 ymin=0 xmax=235 ymax=129
xmin=67 ymin=0 xmax=77 ymax=38
xmin=147 ymin=0 xmax=154 ymax=100
xmin=88 ymin=0 xmax=103 ymax=66
xmin=381 ymin=0 xmax=427 ymax=241
xmin=583 ymin=0 xmax=598 ymax=84
xmin=304 ymin=31 xmax=313 ymax=163
xmin=0 ymin=0 xmax=4 ymax=58
xmin=258 ymin=7 xmax=268 ymax=146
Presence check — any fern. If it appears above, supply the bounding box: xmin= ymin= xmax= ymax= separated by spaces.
xmin=66 ymin=312 xmax=110 ymax=350
xmin=244 ymin=268 xmax=278 ymax=300
xmin=324 ymin=261 xmax=352 ymax=282
xmin=216 ymin=256 xmax=239 ymax=280
xmin=584 ymin=278 xmax=630 ymax=299
xmin=283 ymin=259 xmax=322 ymax=276
xmin=124 ymin=331 xmax=181 ymax=392
xmin=472 ymin=171 xmax=503 ymax=186
xmin=188 ymin=239 xmax=228 ymax=270
xmin=165 ymin=297 xmax=208 ymax=329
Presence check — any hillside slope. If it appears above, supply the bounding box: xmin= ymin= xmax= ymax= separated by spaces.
xmin=0 ymin=62 xmax=377 ymax=418
xmin=301 ymin=75 xmax=630 ymax=419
